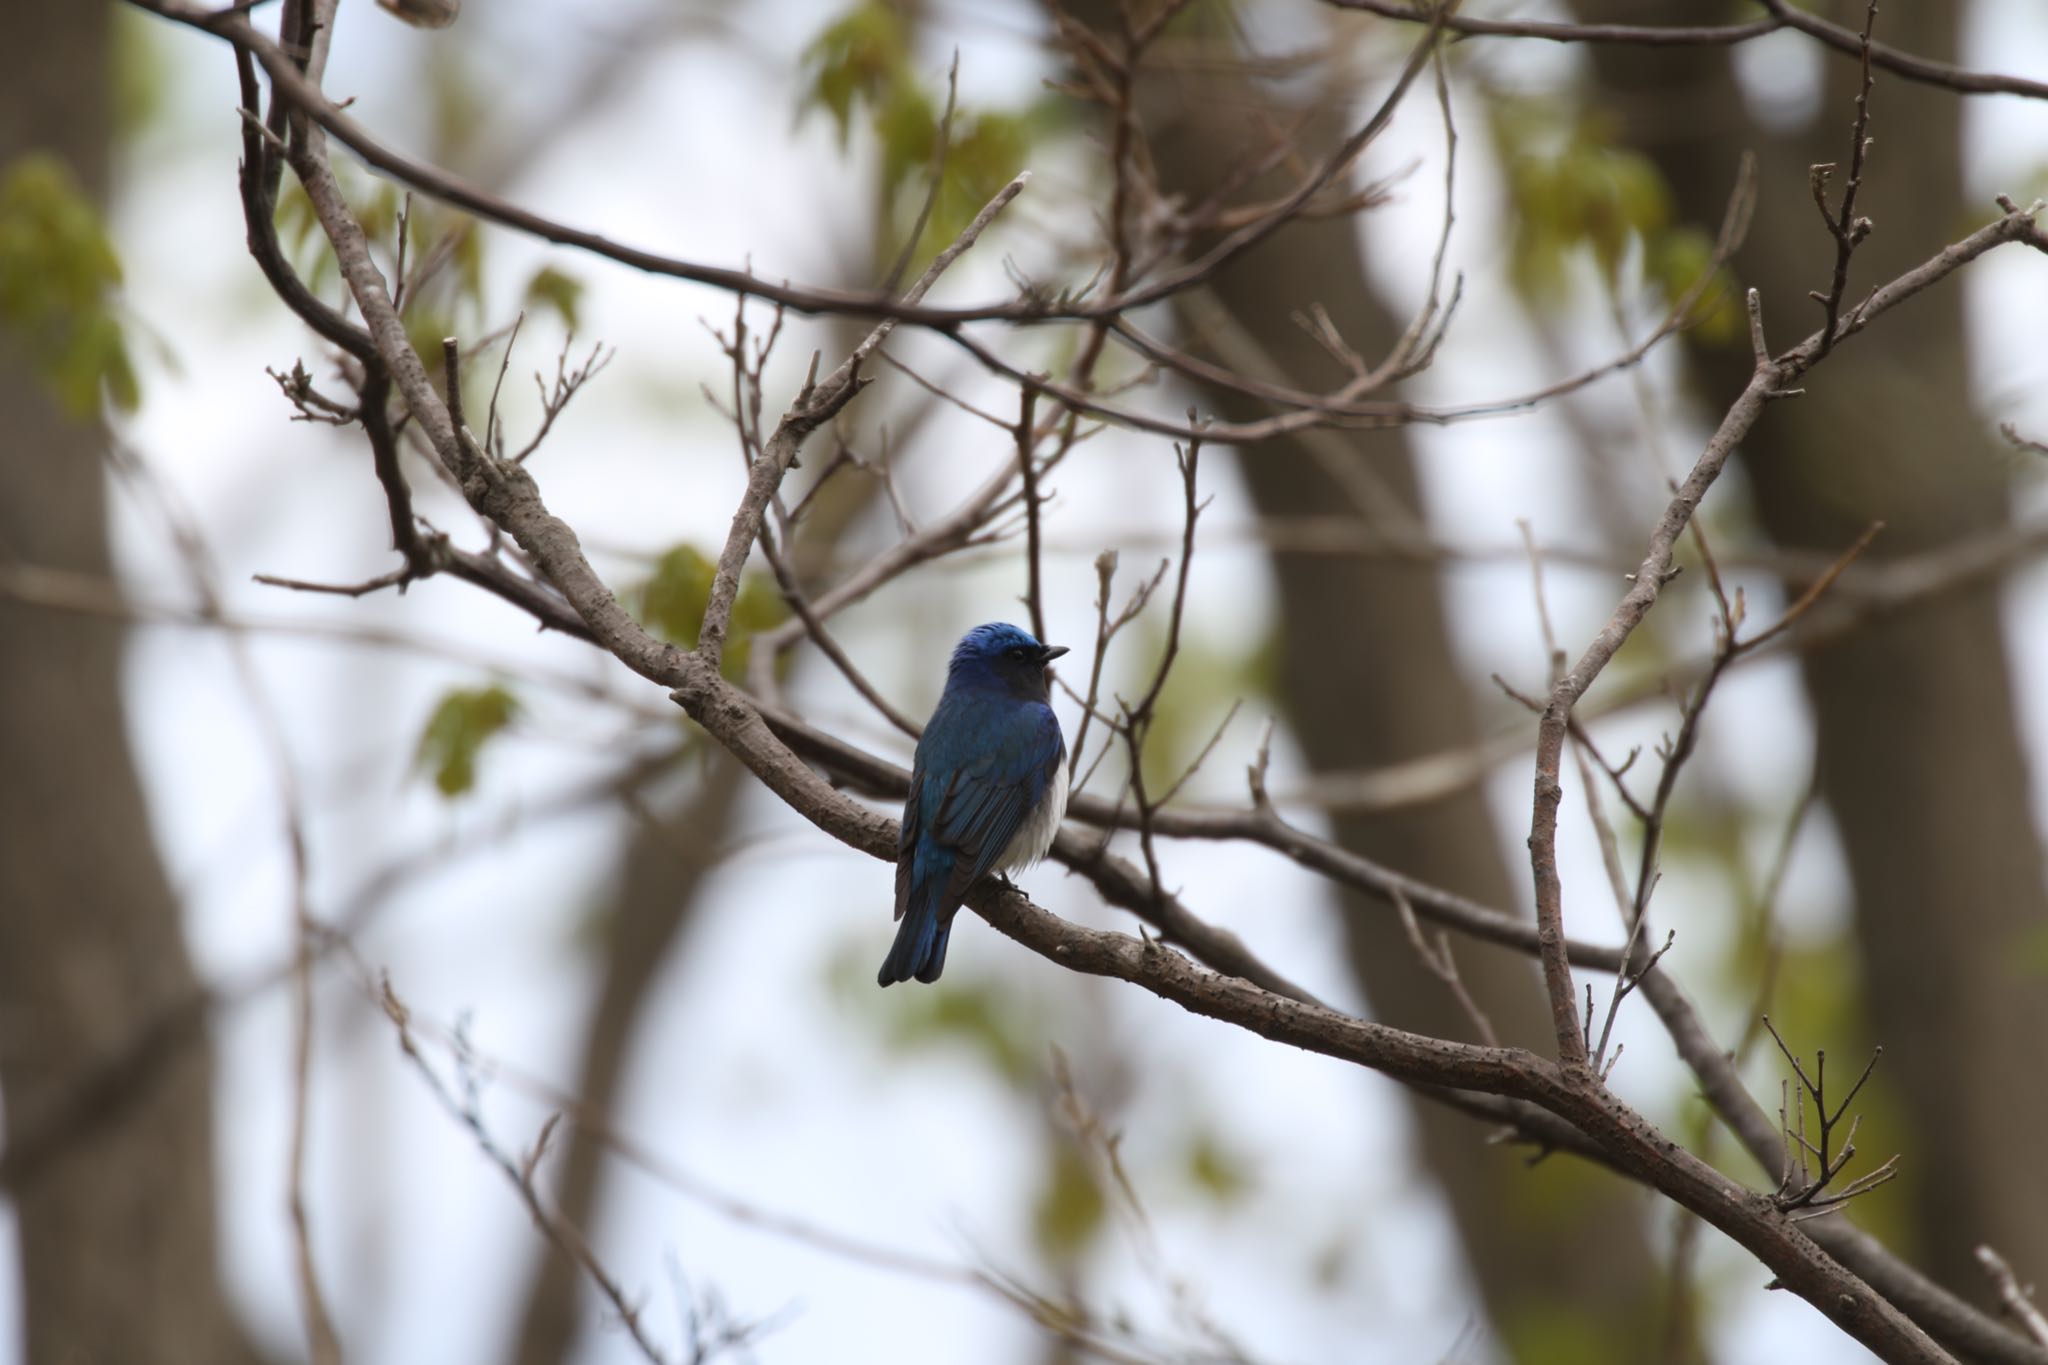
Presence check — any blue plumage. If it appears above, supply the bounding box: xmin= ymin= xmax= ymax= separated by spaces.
xmin=878 ymin=623 xmax=1070 ymax=986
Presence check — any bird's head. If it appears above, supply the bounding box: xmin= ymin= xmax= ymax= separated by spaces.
xmin=948 ymin=622 xmax=1069 ymax=701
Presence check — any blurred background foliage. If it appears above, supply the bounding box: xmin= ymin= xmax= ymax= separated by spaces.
xmin=801 ymin=0 xmax=1062 ymax=272
xmin=416 ymin=682 xmax=521 ymax=797
xmin=0 ymin=154 xmax=138 ymax=416
xmin=1489 ymin=98 xmax=1745 ymax=347
xmin=629 ymin=542 xmax=789 ymax=680
xmin=3 ymin=1 xmax=2046 ymax=1363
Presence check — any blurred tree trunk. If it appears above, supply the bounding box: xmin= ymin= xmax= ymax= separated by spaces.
xmin=0 ymin=6 xmax=262 ymax=1364
xmin=1062 ymin=8 xmax=1669 ymax=1357
xmin=1574 ymin=0 xmax=2048 ymax=1299
xmin=508 ymin=753 xmax=745 ymax=1365
xmin=509 ymin=361 xmax=879 ymax=1365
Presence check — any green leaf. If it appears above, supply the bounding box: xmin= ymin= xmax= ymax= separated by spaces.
xmin=800 ymin=2 xmax=1054 ymax=278
xmin=799 ymin=1 xmax=912 ymax=144
xmin=404 ymin=306 xmax=456 ymax=390
xmin=359 ymin=181 xmax=403 ymax=253
xmin=881 ymin=984 xmax=1038 ymax=1085
xmin=875 ymin=80 xmax=938 ymax=198
xmin=1648 ymin=224 xmax=1743 ymax=347
xmin=415 ymin=684 xmax=520 ymax=797
xmin=1494 ymin=102 xmax=1694 ymax=305
xmin=628 ymin=543 xmax=789 ymax=681
xmin=1032 ymin=1143 xmax=1106 ymax=1262
xmin=0 ymin=153 xmax=137 ymax=416
xmin=1183 ymin=1129 xmax=1251 ymax=1204
xmin=632 ymin=544 xmax=718 ymax=647
xmin=895 ymin=107 xmax=1036 ymax=266
xmin=522 ymin=265 xmax=584 ymax=330
xmin=830 ymin=934 xmax=1049 ymax=1087
xmin=450 ymin=218 xmax=485 ymax=312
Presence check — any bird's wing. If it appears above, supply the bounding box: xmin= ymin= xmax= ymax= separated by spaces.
xmin=891 ymin=748 xmax=927 ymax=923
xmin=930 ymin=701 xmax=1063 ymax=901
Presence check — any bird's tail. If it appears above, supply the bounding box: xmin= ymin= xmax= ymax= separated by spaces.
xmin=877 ymin=890 xmax=954 ymax=986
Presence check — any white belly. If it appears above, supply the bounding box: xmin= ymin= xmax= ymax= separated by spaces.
xmin=998 ymin=759 xmax=1069 ymax=872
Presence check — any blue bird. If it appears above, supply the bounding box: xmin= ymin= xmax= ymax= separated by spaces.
xmin=878 ymin=623 xmax=1070 ymax=986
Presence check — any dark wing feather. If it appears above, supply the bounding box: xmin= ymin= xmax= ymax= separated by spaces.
xmin=930 ymin=701 xmax=1061 ymax=903
xmin=891 ymin=747 xmax=928 ymax=923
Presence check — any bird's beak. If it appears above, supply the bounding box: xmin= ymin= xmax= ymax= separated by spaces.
xmin=1040 ymin=644 xmax=1070 ymax=663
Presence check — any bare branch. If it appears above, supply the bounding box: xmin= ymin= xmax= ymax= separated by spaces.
xmin=1805 ymin=0 xmax=1882 ymax=365
xmin=1977 ymin=1246 xmax=2048 ymax=1348
xmin=1523 ymin=199 xmax=2044 ymax=1071
xmin=379 ymin=977 xmax=679 ymax=1365
xmin=1332 ymin=0 xmax=2048 ymax=102
xmin=696 ymin=172 xmax=1029 ymax=672
xmin=1016 ymin=386 xmax=1046 ymax=641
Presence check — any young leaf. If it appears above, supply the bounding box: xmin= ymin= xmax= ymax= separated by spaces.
xmin=415 ymin=684 xmax=520 ymax=797
xmin=799 ymin=1 xmax=911 ymax=145
xmin=1033 ymin=1143 xmax=1106 ymax=1262
xmin=629 ymin=543 xmax=789 ymax=681
xmin=0 ymin=154 xmax=137 ymax=416
xmin=522 ymin=265 xmax=584 ymax=330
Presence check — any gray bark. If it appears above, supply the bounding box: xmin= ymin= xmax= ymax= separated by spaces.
xmin=0 ymin=5 xmax=263 ymax=1361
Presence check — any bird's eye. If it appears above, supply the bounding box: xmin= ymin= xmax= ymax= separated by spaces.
xmin=1008 ymin=646 xmax=1028 ymax=659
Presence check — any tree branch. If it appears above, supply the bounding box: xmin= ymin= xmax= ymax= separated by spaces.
xmin=1332 ymin=0 xmax=2048 ymax=102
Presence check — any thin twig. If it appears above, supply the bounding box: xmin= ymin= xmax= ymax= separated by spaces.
xmin=1017 ymin=386 xmax=1046 ymax=641
xmin=1390 ymin=884 xmax=1498 ymax=1047
xmin=1977 ymin=1246 xmax=2048 ymax=1347
xmin=1806 ymin=0 xmax=1882 ymax=364
xmin=379 ymin=977 xmax=676 ymax=1364
xmin=695 ymin=171 xmax=1029 ymax=672
xmin=756 ymin=521 xmax=920 ymax=739
xmin=879 ymin=51 xmax=959 ymax=296
xmin=483 ymin=313 xmax=520 ymax=456
xmin=1118 ymin=432 xmax=1206 ymax=908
